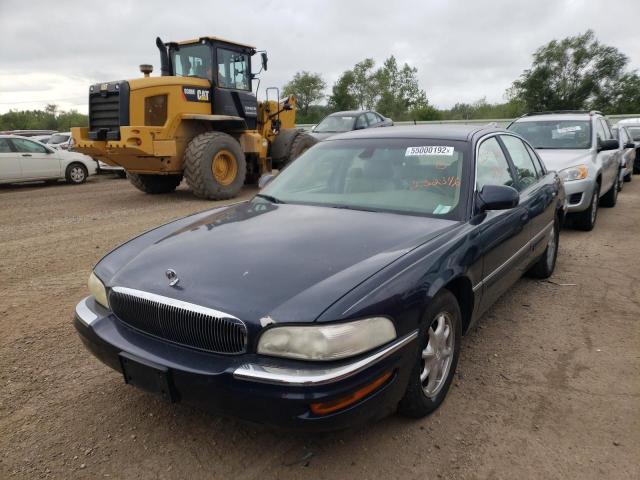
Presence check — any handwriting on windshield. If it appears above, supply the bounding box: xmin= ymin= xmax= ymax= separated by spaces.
xmin=411 ymin=176 xmax=461 ymax=190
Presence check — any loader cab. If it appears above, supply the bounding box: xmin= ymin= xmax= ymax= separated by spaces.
xmin=167 ymin=37 xmax=259 ymax=129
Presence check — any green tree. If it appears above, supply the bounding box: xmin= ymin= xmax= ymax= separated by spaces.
xmin=510 ymin=30 xmax=628 ymax=111
xmin=592 ymin=72 xmax=640 ymax=114
xmin=375 ymin=55 xmax=431 ymax=120
xmin=282 ymin=71 xmax=327 ymax=116
xmin=328 ymin=70 xmax=358 ymax=111
xmin=351 ymin=58 xmax=378 ymax=110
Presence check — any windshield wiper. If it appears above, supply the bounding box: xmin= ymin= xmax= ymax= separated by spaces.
xmin=329 ymin=204 xmax=376 ymax=212
xmin=255 ymin=193 xmax=286 ymax=204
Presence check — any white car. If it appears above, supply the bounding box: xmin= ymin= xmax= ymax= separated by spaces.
xmin=0 ymin=135 xmax=97 ymax=185
xmin=47 ymin=132 xmax=73 ymax=150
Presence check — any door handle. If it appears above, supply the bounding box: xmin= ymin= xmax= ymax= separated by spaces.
xmin=21 ymin=153 xmax=32 ymax=157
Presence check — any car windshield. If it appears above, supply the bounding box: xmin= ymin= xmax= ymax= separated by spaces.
xmin=314 ymin=116 xmax=356 ymax=133
xmin=49 ymin=134 xmax=69 ymax=144
xmin=261 ymin=139 xmax=468 ymax=218
xmin=509 ymin=120 xmax=592 ymax=149
xmin=171 ymin=44 xmax=212 ymax=80
xmin=627 ymin=126 xmax=640 ymax=141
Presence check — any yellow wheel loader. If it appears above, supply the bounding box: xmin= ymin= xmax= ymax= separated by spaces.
xmin=71 ymin=36 xmax=317 ymax=199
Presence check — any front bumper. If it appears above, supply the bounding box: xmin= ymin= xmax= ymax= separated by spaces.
xmin=562 ymin=178 xmax=597 ymax=213
xmin=74 ymin=296 xmax=418 ymax=430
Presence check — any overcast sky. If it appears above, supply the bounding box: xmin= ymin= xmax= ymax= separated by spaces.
xmin=1 ymin=0 xmax=639 ymax=114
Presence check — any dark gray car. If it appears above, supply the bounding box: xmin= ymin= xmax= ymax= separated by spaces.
xmin=309 ymin=110 xmax=393 ymax=141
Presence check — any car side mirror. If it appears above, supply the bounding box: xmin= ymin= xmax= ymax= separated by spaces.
xmin=261 ymin=52 xmax=268 ymax=72
xmin=624 ymin=142 xmax=635 ymax=149
xmin=354 ymin=124 xmax=366 ymax=130
xmin=258 ymin=173 xmax=276 ymax=189
xmin=598 ymin=139 xmax=619 ymax=151
xmin=46 ymin=148 xmax=55 ymax=154
xmin=477 ymin=185 xmax=520 ymax=212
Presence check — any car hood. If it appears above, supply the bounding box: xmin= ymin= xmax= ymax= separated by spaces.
xmin=536 ymin=149 xmax=594 ymax=172
xmin=308 ymin=132 xmax=340 ymax=141
xmin=106 ymin=200 xmax=456 ymax=325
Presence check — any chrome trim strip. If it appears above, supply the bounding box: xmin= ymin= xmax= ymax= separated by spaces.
xmin=472 ymin=219 xmax=554 ymax=292
xmin=75 ymin=296 xmax=99 ymax=326
xmin=111 ymin=286 xmax=242 ymax=323
xmin=233 ymin=330 xmax=419 ymax=386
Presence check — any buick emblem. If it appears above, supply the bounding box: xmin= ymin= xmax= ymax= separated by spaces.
xmin=165 ymin=269 xmax=179 ymax=287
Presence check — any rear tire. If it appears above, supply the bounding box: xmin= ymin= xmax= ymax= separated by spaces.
xmin=398 ymin=289 xmax=462 ymax=418
xmin=184 ymin=132 xmax=246 ymax=200
xmin=527 ymin=216 xmax=560 ymax=279
xmin=572 ymin=183 xmax=599 ymax=231
xmin=600 ymin=175 xmax=619 ymax=208
xmin=118 ymin=170 xmax=127 ymax=179
xmin=128 ymin=173 xmax=182 ymax=194
xmin=624 ymin=171 xmax=632 ymax=182
xmin=270 ymin=130 xmax=318 ymax=169
xmin=65 ymin=163 xmax=88 ymax=184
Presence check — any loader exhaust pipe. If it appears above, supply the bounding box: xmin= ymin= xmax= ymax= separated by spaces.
xmin=156 ymin=37 xmax=171 ymax=76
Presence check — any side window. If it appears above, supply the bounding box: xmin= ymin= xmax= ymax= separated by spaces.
xmin=501 ymin=135 xmax=538 ymax=190
xmin=524 ymin=143 xmax=545 ymax=175
xmin=619 ymin=128 xmax=628 ymax=144
xmin=355 ymin=115 xmax=368 ymax=129
xmin=11 ymin=138 xmax=48 ymax=154
xmin=601 ymin=119 xmax=613 ymax=139
xmin=365 ymin=112 xmax=380 ymax=125
xmin=476 ymin=137 xmax=515 ymax=190
xmin=595 ymin=120 xmax=607 ymax=143
xmin=0 ymin=139 xmax=12 ymax=153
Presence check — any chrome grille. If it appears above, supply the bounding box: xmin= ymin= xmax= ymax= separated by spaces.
xmin=109 ymin=287 xmax=247 ymax=354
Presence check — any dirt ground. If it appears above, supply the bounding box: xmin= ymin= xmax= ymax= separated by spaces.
xmin=0 ymin=174 xmax=638 ymax=480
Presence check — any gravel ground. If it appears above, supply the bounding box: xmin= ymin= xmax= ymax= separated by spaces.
xmin=0 ymin=174 xmax=638 ymax=479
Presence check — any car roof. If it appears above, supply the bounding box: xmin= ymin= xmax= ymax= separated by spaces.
xmin=513 ymin=113 xmax=595 ymax=123
xmin=325 ymin=124 xmax=502 ymax=141
xmin=328 ymin=110 xmax=371 ymax=117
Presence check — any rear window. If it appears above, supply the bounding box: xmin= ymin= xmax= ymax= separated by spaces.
xmin=49 ymin=134 xmax=70 ymax=144
xmin=509 ymin=120 xmax=592 ymax=149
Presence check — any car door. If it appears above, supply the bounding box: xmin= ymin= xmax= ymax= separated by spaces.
xmin=354 ymin=114 xmax=368 ymax=131
xmin=500 ymin=134 xmax=556 ymax=261
xmin=474 ymin=135 xmax=531 ymax=313
xmin=0 ymin=138 xmax=21 ymax=181
xmin=595 ymin=118 xmax=617 ymax=193
xmin=9 ymin=138 xmax=61 ymax=180
xmin=365 ymin=112 xmax=382 ymax=128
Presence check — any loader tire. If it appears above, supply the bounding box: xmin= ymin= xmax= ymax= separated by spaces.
xmin=287 ymin=132 xmax=317 ymax=164
xmin=270 ymin=130 xmax=318 ymax=169
xmin=128 ymin=173 xmax=182 ymax=194
xmin=184 ymin=132 xmax=246 ymax=200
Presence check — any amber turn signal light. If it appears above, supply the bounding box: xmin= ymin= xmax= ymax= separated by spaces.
xmin=310 ymin=371 xmax=393 ymax=416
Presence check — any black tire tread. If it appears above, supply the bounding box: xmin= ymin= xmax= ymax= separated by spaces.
xmin=398 ymin=289 xmax=462 ymax=418
xmin=527 ymin=216 xmax=559 ymax=279
xmin=128 ymin=173 xmax=182 ymax=194
xmin=183 ymin=131 xmax=246 ymax=200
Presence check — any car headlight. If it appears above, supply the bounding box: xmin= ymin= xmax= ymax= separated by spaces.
xmin=558 ymin=164 xmax=589 ymax=182
xmin=88 ymin=272 xmax=109 ymax=309
xmin=257 ymin=317 xmax=397 ymax=361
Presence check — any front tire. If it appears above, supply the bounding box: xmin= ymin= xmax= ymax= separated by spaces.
xmin=600 ymin=175 xmax=619 ymax=208
xmin=572 ymin=183 xmax=599 ymax=231
xmin=65 ymin=163 xmax=88 ymax=184
xmin=398 ymin=289 xmax=462 ymax=418
xmin=184 ymin=132 xmax=246 ymax=200
xmin=128 ymin=173 xmax=182 ymax=194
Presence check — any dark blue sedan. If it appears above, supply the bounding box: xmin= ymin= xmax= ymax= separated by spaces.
xmin=74 ymin=125 xmax=566 ymax=430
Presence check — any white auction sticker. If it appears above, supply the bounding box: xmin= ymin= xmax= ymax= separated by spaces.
xmin=556 ymin=126 xmax=581 ymax=134
xmin=405 ymin=146 xmax=454 ymax=156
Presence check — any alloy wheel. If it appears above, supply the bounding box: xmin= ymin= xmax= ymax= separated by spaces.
xmin=70 ymin=166 xmax=85 ymax=183
xmin=420 ymin=312 xmax=455 ymax=398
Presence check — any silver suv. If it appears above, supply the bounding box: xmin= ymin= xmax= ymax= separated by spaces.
xmin=508 ymin=111 xmax=620 ymax=231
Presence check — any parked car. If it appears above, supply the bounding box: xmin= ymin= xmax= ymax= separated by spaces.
xmin=611 ymin=125 xmax=636 ymax=187
xmin=47 ymin=132 xmax=73 ymax=150
xmin=31 ymin=134 xmax=52 ymax=144
xmin=0 ymin=135 xmax=97 ymax=185
xmin=617 ymin=118 xmax=640 ymax=173
xmin=309 ymin=110 xmax=393 ymax=141
xmin=508 ymin=111 xmax=620 ymax=231
xmin=97 ymin=160 xmax=127 ymax=178
xmin=74 ymin=125 xmax=565 ymax=430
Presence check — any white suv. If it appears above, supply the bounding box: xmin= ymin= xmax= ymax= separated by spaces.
xmin=508 ymin=111 xmax=621 ymax=231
